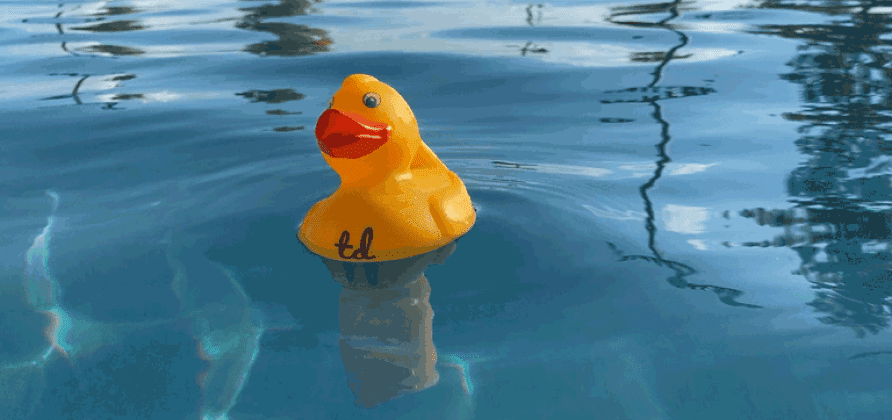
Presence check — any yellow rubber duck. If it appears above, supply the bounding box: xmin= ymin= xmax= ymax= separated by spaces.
xmin=298 ymin=74 xmax=475 ymax=261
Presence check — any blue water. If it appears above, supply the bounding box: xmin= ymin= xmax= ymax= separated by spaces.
xmin=3 ymin=0 xmax=892 ymax=419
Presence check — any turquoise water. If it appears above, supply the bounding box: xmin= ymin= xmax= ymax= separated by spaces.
xmin=3 ymin=0 xmax=892 ymax=419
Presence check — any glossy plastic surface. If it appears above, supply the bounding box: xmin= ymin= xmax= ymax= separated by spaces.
xmin=299 ymin=74 xmax=475 ymax=261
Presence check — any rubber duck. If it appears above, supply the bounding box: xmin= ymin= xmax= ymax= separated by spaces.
xmin=298 ymin=74 xmax=475 ymax=261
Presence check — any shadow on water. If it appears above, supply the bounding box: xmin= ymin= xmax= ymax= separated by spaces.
xmin=602 ymin=0 xmax=761 ymax=309
xmin=734 ymin=0 xmax=892 ymax=341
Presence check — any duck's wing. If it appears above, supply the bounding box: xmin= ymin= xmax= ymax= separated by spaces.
xmin=410 ymin=141 xmax=450 ymax=172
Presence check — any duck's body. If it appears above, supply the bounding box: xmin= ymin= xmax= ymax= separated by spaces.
xmin=299 ymin=74 xmax=475 ymax=261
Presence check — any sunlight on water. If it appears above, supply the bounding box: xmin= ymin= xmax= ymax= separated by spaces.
xmin=2 ymin=191 xmax=293 ymax=420
xmin=24 ymin=191 xmax=59 ymax=313
xmin=438 ymin=352 xmax=496 ymax=403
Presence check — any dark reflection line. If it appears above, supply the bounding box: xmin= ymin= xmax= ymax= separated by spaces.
xmin=525 ymin=4 xmax=542 ymax=26
xmin=42 ymin=75 xmax=89 ymax=104
xmin=647 ymin=27 xmax=688 ymax=88
xmin=516 ymin=4 xmax=547 ymax=56
xmin=603 ymin=0 xmax=761 ymax=308
xmin=71 ymin=75 xmax=87 ymax=105
xmin=639 ymin=100 xmax=670 ymax=258
xmin=615 ymin=0 xmax=682 ymax=261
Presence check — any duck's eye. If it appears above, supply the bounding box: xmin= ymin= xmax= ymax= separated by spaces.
xmin=362 ymin=92 xmax=381 ymax=108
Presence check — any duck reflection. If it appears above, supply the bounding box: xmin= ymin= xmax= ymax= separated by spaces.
xmin=312 ymin=241 xmax=458 ymax=408
xmin=236 ymin=0 xmax=333 ymax=57
xmin=603 ymin=0 xmax=760 ymax=308
xmin=738 ymin=0 xmax=892 ymax=337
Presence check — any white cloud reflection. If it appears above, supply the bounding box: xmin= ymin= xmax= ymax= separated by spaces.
xmin=662 ymin=204 xmax=710 ymax=234
xmin=583 ymin=204 xmax=645 ymax=221
xmin=669 ymin=163 xmax=718 ymax=175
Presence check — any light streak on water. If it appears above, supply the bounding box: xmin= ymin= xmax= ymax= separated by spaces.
xmin=438 ymin=351 xmax=497 ymax=406
xmin=24 ymin=191 xmax=60 ymax=312
xmin=186 ymin=263 xmax=266 ymax=420
xmin=3 ymin=191 xmax=71 ymax=370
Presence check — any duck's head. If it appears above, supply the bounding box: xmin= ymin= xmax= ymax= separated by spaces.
xmin=315 ymin=74 xmax=422 ymax=187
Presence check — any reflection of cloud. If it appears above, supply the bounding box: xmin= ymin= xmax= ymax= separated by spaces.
xmin=583 ymin=204 xmax=646 ymax=221
xmin=534 ymin=164 xmax=612 ymax=177
xmin=618 ymin=162 xmax=717 ymax=177
xmin=669 ymin=162 xmax=717 ymax=175
xmin=491 ymin=161 xmax=611 ymax=177
xmin=94 ymin=91 xmax=228 ymax=104
xmin=687 ymin=239 xmax=707 ymax=250
xmin=662 ymin=204 xmax=710 ymax=234
xmin=618 ymin=162 xmax=656 ymax=178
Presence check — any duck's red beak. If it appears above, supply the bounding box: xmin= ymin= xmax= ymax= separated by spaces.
xmin=315 ymin=109 xmax=391 ymax=159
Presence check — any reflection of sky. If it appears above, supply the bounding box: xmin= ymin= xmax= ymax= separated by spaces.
xmin=314 ymin=0 xmax=777 ymax=66
xmin=662 ymin=204 xmax=710 ymax=234
xmin=0 ymin=0 xmax=839 ymax=70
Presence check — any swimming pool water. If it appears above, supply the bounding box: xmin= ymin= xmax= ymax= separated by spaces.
xmin=2 ymin=0 xmax=892 ymax=419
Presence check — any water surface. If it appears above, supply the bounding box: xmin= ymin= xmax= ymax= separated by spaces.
xmin=3 ymin=0 xmax=892 ymax=419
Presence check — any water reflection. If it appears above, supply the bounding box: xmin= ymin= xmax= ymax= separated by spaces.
xmin=739 ymin=0 xmax=892 ymax=337
xmin=236 ymin=88 xmax=308 ymax=132
xmin=236 ymin=88 xmax=306 ymax=104
xmin=78 ymin=44 xmax=145 ymax=56
xmin=314 ymin=242 xmax=459 ymax=407
xmin=514 ymin=3 xmax=548 ymax=56
xmin=236 ymin=0 xmax=332 ymax=57
xmin=603 ymin=0 xmax=760 ymax=308
xmin=42 ymin=74 xmax=90 ymax=104
xmin=44 ymin=3 xmax=145 ymax=108
xmin=42 ymin=72 xmax=144 ymax=109
xmin=42 ymin=0 xmax=332 ymax=109
xmin=71 ymin=19 xmax=146 ymax=33
xmin=56 ymin=1 xmax=146 ymax=57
